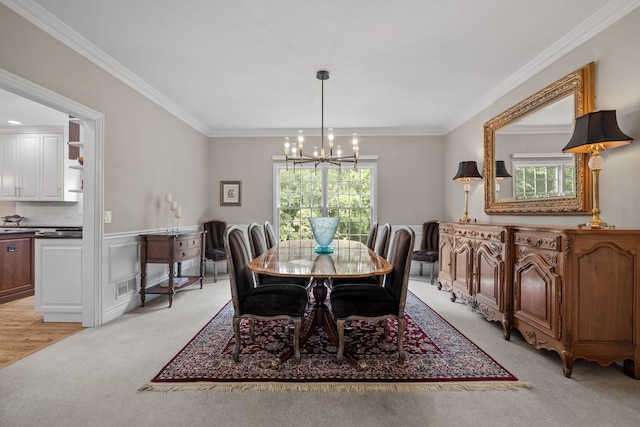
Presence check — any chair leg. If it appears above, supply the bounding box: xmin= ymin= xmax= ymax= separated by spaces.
xmin=293 ymin=318 xmax=302 ymax=364
xmin=232 ymin=316 xmax=241 ymax=362
xmin=419 ymin=263 xmax=423 ymax=276
xmin=383 ymin=319 xmax=389 ymax=338
xmin=430 ymin=262 xmax=436 ymax=285
xmin=336 ymin=319 xmax=346 ymax=364
xmin=397 ymin=316 xmax=406 ymax=362
xmin=213 ymin=262 xmax=218 ymax=283
xmin=249 ymin=319 xmax=255 ymax=338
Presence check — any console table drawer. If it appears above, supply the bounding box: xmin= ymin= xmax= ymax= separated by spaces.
xmin=176 ymin=236 xmax=201 ymax=250
xmin=175 ymin=246 xmax=201 ymax=261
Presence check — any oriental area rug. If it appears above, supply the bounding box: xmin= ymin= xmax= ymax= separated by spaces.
xmin=139 ymin=292 xmax=526 ymax=392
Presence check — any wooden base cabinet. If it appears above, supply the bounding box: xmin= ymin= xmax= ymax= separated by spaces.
xmin=0 ymin=232 xmax=35 ymax=304
xmin=439 ymin=222 xmax=640 ymax=379
xmin=438 ymin=223 xmax=510 ymax=339
xmin=512 ymin=227 xmax=640 ymax=379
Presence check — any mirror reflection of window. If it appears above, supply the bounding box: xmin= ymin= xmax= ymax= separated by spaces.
xmin=494 ymin=95 xmax=575 ymax=201
xmin=511 ymin=153 xmax=575 ymax=199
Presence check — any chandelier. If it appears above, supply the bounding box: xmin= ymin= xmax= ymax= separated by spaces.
xmin=283 ymin=70 xmax=359 ymax=169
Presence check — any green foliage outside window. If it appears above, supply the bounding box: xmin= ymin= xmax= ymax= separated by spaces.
xmin=277 ymin=166 xmax=373 ymax=243
xmin=514 ymin=164 xmax=575 ymax=199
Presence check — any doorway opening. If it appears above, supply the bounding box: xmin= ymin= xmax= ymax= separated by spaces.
xmin=0 ymin=69 xmax=104 ymax=327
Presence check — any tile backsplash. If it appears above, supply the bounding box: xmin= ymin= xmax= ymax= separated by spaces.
xmin=0 ymin=200 xmax=82 ymax=227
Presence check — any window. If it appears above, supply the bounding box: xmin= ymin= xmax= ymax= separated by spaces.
xmin=274 ymin=163 xmax=376 ymax=243
xmin=512 ymin=153 xmax=575 ymax=199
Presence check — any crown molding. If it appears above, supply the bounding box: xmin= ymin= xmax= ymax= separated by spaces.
xmin=1 ymin=0 xmax=211 ymax=136
xmin=208 ymin=126 xmax=444 ymax=138
xmin=444 ymin=0 xmax=640 ymax=134
xmin=3 ymin=0 xmax=639 ymax=138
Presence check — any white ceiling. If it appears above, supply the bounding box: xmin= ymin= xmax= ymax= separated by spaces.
xmin=3 ymin=0 xmax=640 ymax=137
xmin=0 ymin=87 xmax=68 ymax=128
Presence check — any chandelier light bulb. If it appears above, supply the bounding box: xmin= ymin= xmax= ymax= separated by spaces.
xmin=280 ymin=71 xmax=359 ymax=169
xmin=284 ymin=137 xmax=290 ymax=156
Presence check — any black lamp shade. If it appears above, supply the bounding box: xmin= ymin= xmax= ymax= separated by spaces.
xmin=495 ymin=160 xmax=511 ymax=178
xmin=562 ymin=110 xmax=633 ymax=153
xmin=453 ymin=161 xmax=482 ymax=181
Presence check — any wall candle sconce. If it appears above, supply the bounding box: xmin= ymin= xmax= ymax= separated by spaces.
xmin=453 ymin=161 xmax=483 ymax=223
xmin=562 ymin=110 xmax=633 ymax=229
xmin=495 ymin=160 xmax=512 ymax=198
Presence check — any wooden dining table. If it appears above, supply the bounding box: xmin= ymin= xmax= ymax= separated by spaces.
xmin=248 ymin=239 xmax=393 ymax=367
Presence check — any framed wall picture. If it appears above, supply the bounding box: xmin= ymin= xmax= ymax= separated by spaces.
xmin=220 ymin=181 xmax=241 ymax=206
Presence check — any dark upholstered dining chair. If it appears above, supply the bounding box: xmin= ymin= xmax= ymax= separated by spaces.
xmin=247 ymin=223 xmax=308 ymax=287
xmin=371 ymin=222 xmax=391 ymax=259
xmin=264 ymin=221 xmax=278 ymax=250
xmin=330 ymin=226 xmax=415 ymax=364
xmin=331 ymin=222 xmax=391 ymax=287
xmin=365 ymin=222 xmax=378 ymax=250
xmin=412 ymin=221 xmax=439 ymax=285
xmin=224 ymin=226 xmax=309 ymax=363
xmin=202 ymin=219 xmax=227 ymax=282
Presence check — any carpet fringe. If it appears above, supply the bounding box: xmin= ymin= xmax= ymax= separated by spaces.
xmin=138 ymin=381 xmax=530 ymax=393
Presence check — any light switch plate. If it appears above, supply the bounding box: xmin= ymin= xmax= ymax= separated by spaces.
xmin=104 ymin=211 xmax=112 ymax=223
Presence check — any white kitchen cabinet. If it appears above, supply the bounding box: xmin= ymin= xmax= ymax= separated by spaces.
xmin=0 ymin=133 xmax=64 ymax=201
xmin=41 ymin=134 xmax=64 ymax=200
xmin=35 ymin=238 xmax=83 ymax=322
xmin=0 ymin=134 xmax=37 ymax=200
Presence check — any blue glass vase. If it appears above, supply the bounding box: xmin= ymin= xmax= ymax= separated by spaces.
xmin=309 ymin=217 xmax=340 ymax=253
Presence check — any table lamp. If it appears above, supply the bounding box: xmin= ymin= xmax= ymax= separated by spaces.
xmin=453 ymin=161 xmax=483 ymax=223
xmin=562 ymin=110 xmax=633 ymax=229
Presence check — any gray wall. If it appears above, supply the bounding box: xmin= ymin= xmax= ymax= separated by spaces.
xmin=444 ymin=7 xmax=640 ymax=228
xmin=207 ymin=135 xmax=445 ymax=226
xmin=0 ymin=5 xmax=210 ymax=234
xmin=3 ymin=3 xmax=640 ymax=232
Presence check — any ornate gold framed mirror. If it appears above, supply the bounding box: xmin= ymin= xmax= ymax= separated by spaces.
xmin=484 ymin=62 xmax=595 ymax=214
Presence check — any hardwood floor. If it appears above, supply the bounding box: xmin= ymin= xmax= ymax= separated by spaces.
xmin=0 ymin=296 xmax=83 ymax=368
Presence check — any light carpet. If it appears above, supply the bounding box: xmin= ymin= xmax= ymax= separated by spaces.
xmin=140 ymin=291 xmax=526 ymax=391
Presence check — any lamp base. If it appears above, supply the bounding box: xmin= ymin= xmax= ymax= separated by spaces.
xmin=578 ymin=220 xmax=615 ymax=230
xmin=314 ymin=245 xmax=334 ymax=254
xmin=458 ymin=216 xmax=474 ymax=223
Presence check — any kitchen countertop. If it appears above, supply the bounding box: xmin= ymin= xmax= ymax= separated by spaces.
xmin=0 ymin=228 xmax=38 ymax=235
xmin=0 ymin=227 xmax=82 ymax=239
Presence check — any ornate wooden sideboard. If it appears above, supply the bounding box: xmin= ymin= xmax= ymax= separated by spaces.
xmin=438 ymin=222 xmax=640 ymax=379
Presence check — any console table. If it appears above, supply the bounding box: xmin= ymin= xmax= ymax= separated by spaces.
xmin=139 ymin=230 xmax=205 ymax=308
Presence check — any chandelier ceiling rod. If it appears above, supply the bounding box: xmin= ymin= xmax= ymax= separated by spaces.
xmin=318 ymin=70 xmax=328 ymax=155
